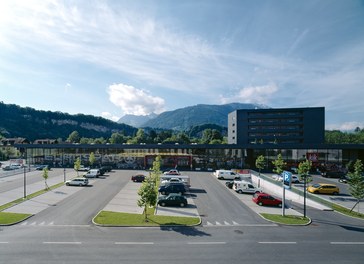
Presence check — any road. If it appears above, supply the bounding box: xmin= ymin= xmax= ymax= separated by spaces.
xmin=0 ymin=170 xmax=363 ymax=263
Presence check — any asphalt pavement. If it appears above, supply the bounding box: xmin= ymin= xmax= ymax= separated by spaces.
xmin=2 ymin=169 xmax=306 ymax=223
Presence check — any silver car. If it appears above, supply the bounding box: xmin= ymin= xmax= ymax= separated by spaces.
xmin=65 ymin=178 xmax=89 ymax=186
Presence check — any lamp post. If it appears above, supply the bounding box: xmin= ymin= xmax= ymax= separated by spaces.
xmin=303 ymin=174 xmax=307 ymax=218
xmin=23 ymin=166 xmax=26 ymax=199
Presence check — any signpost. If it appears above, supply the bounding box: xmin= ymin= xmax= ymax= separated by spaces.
xmin=282 ymin=171 xmax=292 ymax=216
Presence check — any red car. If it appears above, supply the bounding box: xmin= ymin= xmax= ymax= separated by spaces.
xmin=252 ymin=192 xmax=282 ymax=207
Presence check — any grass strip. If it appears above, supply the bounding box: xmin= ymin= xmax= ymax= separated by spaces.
xmin=261 ymin=213 xmax=310 ymax=225
xmin=94 ymin=210 xmax=200 ymax=226
xmin=332 ymin=204 xmax=364 ymax=219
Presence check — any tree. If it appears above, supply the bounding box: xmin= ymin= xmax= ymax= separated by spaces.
xmin=110 ymin=132 xmax=126 ymax=144
xmin=255 ymin=155 xmax=265 ymax=175
xmin=67 ymin=131 xmax=80 ymax=143
xmin=272 ymin=153 xmax=286 ymax=175
xmin=42 ymin=167 xmax=49 ymax=190
xmin=89 ymin=152 xmax=96 ymax=168
xmin=255 ymin=155 xmax=265 ymax=188
xmin=74 ymin=157 xmax=81 ymax=176
xmin=297 ymin=159 xmax=312 ymax=218
xmin=137 ymin=155 xmax=161 ymax=221
xmin=347 ymin=159 xmax=364 ymax=213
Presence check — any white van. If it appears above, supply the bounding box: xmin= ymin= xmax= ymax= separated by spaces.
xmin=233 ymin=180 xmax=260 ymax=194
xmin=84 ymin=169 xmax=100 ymax=178
xmin=213 ymin=170 xmax=240 ymax=180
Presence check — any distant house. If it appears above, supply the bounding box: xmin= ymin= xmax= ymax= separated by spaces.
xmin=1 ymin=137 xmax=30 ymax=146
xmin=33 ymin=139 xmax=58 ymax=144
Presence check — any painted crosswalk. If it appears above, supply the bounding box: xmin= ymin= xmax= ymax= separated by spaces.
xmin=204 ymin=221 xmax=277 ymax=227
xmin=20 ymin=221 xmax=90 ymax=227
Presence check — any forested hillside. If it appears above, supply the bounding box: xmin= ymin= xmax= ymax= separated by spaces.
xmin=0 ymin=102 xmax=137 ymax=141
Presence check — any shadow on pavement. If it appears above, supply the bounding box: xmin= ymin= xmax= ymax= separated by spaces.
xmin=159 ymin=226 xmax=211 ymax=237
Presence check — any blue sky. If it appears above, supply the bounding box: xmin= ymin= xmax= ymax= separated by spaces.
xmin=1 ymin=0 xmax=364 ymax=130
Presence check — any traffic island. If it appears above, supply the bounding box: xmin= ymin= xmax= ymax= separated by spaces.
xmin=260 ymin=213 xmax=311 ymax=225
xmin=93 ymin=210 xmax=201 ymax=227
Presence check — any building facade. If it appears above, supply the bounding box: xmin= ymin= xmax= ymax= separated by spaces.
xmin=228 ymin=107 xmax=325 ymax=145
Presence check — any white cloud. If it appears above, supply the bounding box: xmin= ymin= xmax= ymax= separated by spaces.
xmin=107 ymin=83 xmax=165 ymax=116
xmin=326 ymin=122 xmax=364 ymax=131
xmin=220 ymin=83 xmax=278 ymax=105
xmin=101 ymin=112 xmax=119 ymax=122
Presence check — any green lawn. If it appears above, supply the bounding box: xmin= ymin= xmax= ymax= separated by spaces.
xmin=0 ymin=212 xmax=32 ymax=225
xmin=261 ymin=213 xmax=311 ymax=225
xmin=94 ymin=210 xmax=201 ymax=226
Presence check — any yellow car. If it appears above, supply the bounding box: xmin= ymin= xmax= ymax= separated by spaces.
xmin=307 ymin=183 xmax=339 ymax=195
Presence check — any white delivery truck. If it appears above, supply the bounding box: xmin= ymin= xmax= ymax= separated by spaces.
xmin=213 ymin=170 xmax=240 ymax=180
xmin=233 ymin=180 xmax=260 ymax=194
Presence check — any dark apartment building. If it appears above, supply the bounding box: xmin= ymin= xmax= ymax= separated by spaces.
xmin=228 ymin=107 xmax=325 ymax=145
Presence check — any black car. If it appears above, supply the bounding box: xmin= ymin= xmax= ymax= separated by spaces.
xmin=225 ymin=180 xmax=234 ymax=189
xmin=131 ymin=174 xmax=146 ymax=182
xmin=36 ymin=165 xmax=50 ymax=170
xmin=158 ymin=183 xmax=186 ymax=195
xmin=157 ymin=193 xmax=188 ymax=207
xmin=321 ymin=171 xmax=345 ymax=178
xmin=338 ymin=175 xmax=349 ymax=183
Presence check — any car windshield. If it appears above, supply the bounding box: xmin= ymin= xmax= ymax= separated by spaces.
xmin=312 ymin=184 xmax=321 ymax=188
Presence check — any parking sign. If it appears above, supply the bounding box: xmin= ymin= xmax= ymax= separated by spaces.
xmin=283 ymin=171 xmax=292 ymax=189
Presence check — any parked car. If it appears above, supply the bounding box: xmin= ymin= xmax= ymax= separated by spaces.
xmin=65 ymin=178 xmax=89 ymax=186
xmin=158 ymin=183 xmax=186 ymax=195
xmin=99 ymin=166 xmax=112 ymax=175
xmin=161 ymin=177 xmax=182 ymax=185
xmin=131 ymin=174 xmax=146 ymax=182
xmin=84 ymin=169 xmax=100 ymax=178
xmin=233 ymin=180 xmax=260 ymax=194
xmin=252 ymin=192 xmax=282 ymax=207
xmin=157 ymin=193 xmax=188 ymax=207
xmin=307 ymin=183 xmax=340 ymax=195
xmin=214 ymin=170 xmax=240 ymax=180
xmin=78 ymin=165 xmax=90 ymax=171
xmin=163 ymin=169 xmax=180 ymax=175
xmin=225 ymin=180 xmax=234 ymax=189
xmin=338 ymin=175 xmax=349 ymax=183
xmin=273 ymin=173 xmax=300 ymax=183
xmin=36 ymin=165 xmax=50 ymax=170
xmin=321 ymin=171 xmax=345 ymax=178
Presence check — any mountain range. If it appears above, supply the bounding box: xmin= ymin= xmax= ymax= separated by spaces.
xmin=0 ymin=102 xmax=266 ymax=141
xmin=119 ymin=103 xmax=267 ymax=130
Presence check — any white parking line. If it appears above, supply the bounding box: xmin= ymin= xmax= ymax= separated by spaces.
xmin=43 ymin=242 xmax=82 ymax=245
xmin=115 ymin=242 xmax=154 ymax=245
xmin=187 ymin=242 xmax=226 ymax=245
xmin=330 ymin=242 xmax=364 ymax=245
xmin=258 ymin=242 xmax=297 ymax=244
xmin=0 ymin=242 xmax=9 ymax=244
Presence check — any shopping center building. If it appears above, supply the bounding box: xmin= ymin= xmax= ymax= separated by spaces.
xmin=13 ymin=107 xmax=364 ymax=173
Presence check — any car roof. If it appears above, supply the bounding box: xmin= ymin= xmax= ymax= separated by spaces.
xmin=317 ymin=183 xmax=337 ymax=186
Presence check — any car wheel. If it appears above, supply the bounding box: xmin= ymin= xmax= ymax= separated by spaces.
xmin=238 ymin=190 xmax=243 ymax=194
xmin=180 ymin=203 xmax=186 ymax=207
xmin=258 ymin=202 xmax=263 ymax=206
xmin=66 ymin=182 xmax=70 ymax=186
xmin=314 ymin=191 xmax=319 ymax=194
xmin=333 ymin=192 xmax=339 ymax=195
xmin=160 ymin=202 xmax=166 ymax=207
xmin=79 ymin=183 xmax=82 ymax=186
xmin=220 ymin=177 xmax=225 ymax=180
xmin=278 ymin=203 xmax=282 ymax=207
xmin=161 ymin=191 xmax=166 ymax=195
